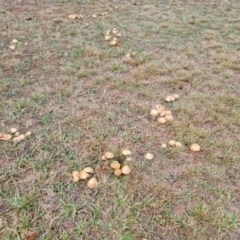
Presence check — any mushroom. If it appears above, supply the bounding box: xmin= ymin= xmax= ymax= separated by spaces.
xmin=79 ymin=170 xmax=90 ymax=180
xmin=175 ymin=141 xmax=182 ymax=147
xmin=144 ymin=153 xmax=154 ymax=160
xmin=126 ymin=157 xmax=132 ymax=161
xmin=25 ymin=131 xmax=32 ymax=137
xmin=13 ymin=136 xmax=21 ymax=143
xmin=155 ymin=105 xmax=166 ymax=113
xmin=161 ymin=143 xmax=167 ymax=148
xmin=19 ymin=134 xmax=26 ymax=141
xmin=121 ymin=165 xmax=131 ymax=175
xmin=0 ymin=133 xmax=12 ymax=141
xmin=157 ymin=117 xmax=167 ymax=123
xmin=114 ymin=169 xmax=122 ymax=177
xmin=126 ymin=53 xmax=131 ymax=58
xmin=168 ymin=140 xmax=176 ymax=146
xmin=87 ymin=177 xmax=98 ymax=188
xmin=12 ymin=39 xmax=18 ymax=43
xmin=110 ymin=161 xmax=121 ymax=170
xmin=9 ymin=45 xmax=16 ymax=50
xmin=164 ymin=115 xmax=174 ymax=121
xmin=149 ymin=109 xmax=158 ymax=118
xmin=104 ymin=152 xmax=114 ymax=159
xmin=165 ymin=95 xmax=175 ymax=102
xmin=109 ymin=40 xmax=117 ymax=46
xmin=122 ymin=149 xmax=131 ymax=156
xmin=165 ymin=110 xmax=172 ymax=115
xmin=92 ymin=14 xmax=97 ymax=18
xmin=105 ymin=35 xmax=111 ymax=41
xmin=14 ymin=131 xmax=20 ymax=136
xmin=101 ymin=155 xmax=107 ymax=160
xmin=72 ymin=171 xmax=80 ymax=182
xmin=189 ymin=143 xmax=201 ymax=152
xmin=10 ymin=128 xmax=18 ymax=133
xmin=82 ymin=167 xmax=94 ymax=174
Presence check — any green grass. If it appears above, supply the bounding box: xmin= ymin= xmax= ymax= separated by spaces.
xmin=1 ymin=0 xmax=240 ymax=239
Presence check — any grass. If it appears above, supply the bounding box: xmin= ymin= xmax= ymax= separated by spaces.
xmin=0 ymin=0 xmax=240 ymax=239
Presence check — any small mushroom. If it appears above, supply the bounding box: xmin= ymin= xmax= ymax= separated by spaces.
xmin=19 ymin=134 xmax=25 ymax=141
xmin=14 ymin=131 xmax=20 ymax=137
xmin=79 ymin=170 xmax=90 ymax=180
xmin=121 ymin=165 xmax=131 ymax=175
xmin=109 ymin=40 xmax=117 ymax=46
xmin=92 ymin=14 xmax=97 ymax=18
xmin=155 ymin=105 xmax=166 ymax=113
xmin=165 ymin=95 xmax=175 ymax=102
xmin=114 ymin=169 xmax=122 ymax=177
xmin=104 ymin=152 xmax=114 ymax=159
xmin=9 ymin=45 xmax=16 ymax=50
xmin=175 ymin=141 xmax=182 ymax=147
xmin=164 ymin=115 xmax=174 ymax=121
xmin=10 ymin=128 xmax=18 ymax=133
xmin=161 ymin=143 xmax=167 ymax=148
xmin=144 ymin=153 xmax=154 ymax=160
xmin=117 ymin=33 xmax=122 ymax=36
xmin=25 ymin=131 xmax=32 ymax=137
xmin=101 ymin=155 xmax=107 ymax=160
xmin=168 ymin=140 xmax=176 ymax=146
xmin=82 ymin=167 xmax=94 ymax=174
xmin=12 ymin=39 xmax=18 ymax=43
xmin=13 ymin=136 xmax=21 ymax=143
xmin=122 ymin=149 xmax=131 ymax=156
xmin=126 ymin=157 xmax=132 ymax=161
xmin=189 ymin=143 xmax=201 ymax=152
xmin=165 ymin=110 xmax=172 ymax=115
xmin=110 ymin=161 xmax=121 ymax=170
xmin=149 ymin=109 xmax=158 ymax=118
xmin=0 ymin=133 xmax=12 ymax=141
xmin=157 ymin=117 xmax=167 ymax=123
xmin=105 ymin=35 xmax=111 ymax=41
xmin=72 ymin=171 xmax=80 ymax=182
xmin=87 ymin=177 xmax=98 ymax=188
xmin=126 ymin=53 xmax=131 ymax=58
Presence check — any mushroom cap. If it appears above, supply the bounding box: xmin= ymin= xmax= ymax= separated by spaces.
xmin=189 ymin=143 xmax=201 ymax=152
xmin=92 ymin=14 xmax=97 ymax=18
xmin=101 ymin=154 xmax=107 ymax=160
xmin=12 ymin=39 xmax=18 ymax=43
xmin=105 ymin=35 xmax=111 ymax=41
xmin=164 ymin=115 xmax=174 ymax=121
xmin=10 ymin=128 xmax=18 ymax=133
xmin=165 ymin=95 xmax=175 ymax=102
xmin=121 ymin=165 xmax=131 ymax=175
xmin=168 ymin=140 xmax=176 ymax=146
xmin=104 ymin=152 xmax=114 ymax=159
xmin=0 ymin=133 xmax=12 ymax=141
xmin=165 ymin=110 xmax=172 ymax=115
xmin=13 ymin=137 xmax=21 ymax=143
xmin=157 ymin=117 xmax=167 ymax=123
xmin=72 ymin=171 xmax=80 ymax=182
xmin=110 ymin=40 xmax=117 ymax=46
xmin=122 ymin=149 xmax=131 ymax=156
xmin=110 ymin=161 xmax=121 ymax=170
xmin=14 ymin=131 xmax=20 ymax=136
xmin=19 ymin=134 xmax=25 ymax=140
xmin=156 ymin=105 xmax=166 ymax=113
xmin=82 ymin=167 xmax=94 ymax=174
xmin=25 ymin=131 xmax=32 ymax=137
xmin=114 ymin=169 xmax=122 ymax=177
xmin=161 ymin=143 xmax=167 ymax=148
xmin=144 ymin=152 xmax=154 ymax=160
xmin=79 ymin=170 xmax=90 ymax=180
xmin=9 ymin=45 xmax=16 ymax=50
xmin=149 ymin=109 xmax=158 ymax=117
xmin=175 ymin=141 xmax=182 ymax=147
xmin=126 ymin=157 xmax=132 ymax=161
xmin=126 ymin=53 xmax=131 ymax=58
xmin=87 ymin=177 xmax=98 ymax=188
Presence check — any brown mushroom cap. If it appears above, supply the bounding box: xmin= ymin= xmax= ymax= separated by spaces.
xmin=189 ymin=143 xmax=201 ymax=152
xmin=144 ymin=153 xmax=154 ymax=160
xmin=110 ymin=161 xmax=121 ymax=170
xmin=168 ymin=140 xmax=176 ymax=146
xmin=87 ymin=177 xmax=98 ymax=188
xmin=165 ymin=95 xmax=175 ymax=102
xmin=157 ymin=117 xmax=167 ymax=123
xmin=149 ymin=109 xmax=158 ymax=117
xmin=114 ymin=169 xmax=122 ymax=177
xmin=82 ymin=167 xmax=94 ymax=174
xmin=156 ymin=105 xmax=166 ymax=113
xmin=79 ymin=170 xmax=90 ymax=180
xmin=0 ymin=133 xmax=12 ymax=141
xmin=121 ymin=165 xmax=131 ymax=175
xmin=164 ymin=115 xmax=174 ymax=121
xmin=72 ymin=171 xmax=80 ymax=182
xmin=122 ymin=149 xmax=131 ymax=156
xmin=104 ymin=152 xmax=114 ymax=159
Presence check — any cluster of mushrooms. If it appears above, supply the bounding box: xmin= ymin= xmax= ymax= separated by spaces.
xmin=105 ymin=28 xmax=122 ymax=46
xmin=149 ymin=94 xmax=179 ymax=123
xmin=9 ymin=39 xmax=18 ymax=51
xmin=72 ymin=167 xmax=98 ymax=189
xmin=0 ymin=127 xmax=32 ymax=143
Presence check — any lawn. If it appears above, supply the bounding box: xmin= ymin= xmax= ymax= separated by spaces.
xmin=0 ymin=0 xmax=240 ymax=239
